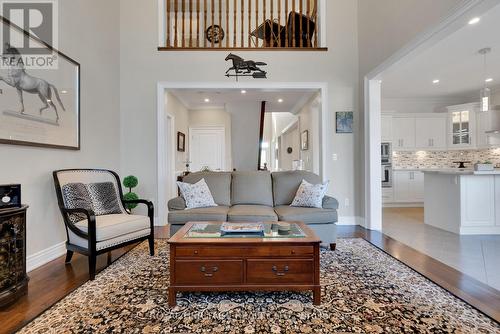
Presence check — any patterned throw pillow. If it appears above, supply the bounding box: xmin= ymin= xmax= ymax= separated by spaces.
xmin=61 ymin=183 xmax=94 ymax=223
xmin=86 ymin=182 xmax=123 ymax=216
xmin=177 ymin=178 xmax=217 ymax=209
xmin=291 ymin=179 xmax=329 ymax=208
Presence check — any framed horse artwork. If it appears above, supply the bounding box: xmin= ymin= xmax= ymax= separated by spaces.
xmin=0 ymin=16 xmax=80 ymax=150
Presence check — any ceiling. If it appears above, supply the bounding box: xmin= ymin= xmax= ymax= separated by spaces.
xmin=169 ymin=88 xmax=318 ymax=113
xmin=381 ymin=2 xmax=500 ymax=99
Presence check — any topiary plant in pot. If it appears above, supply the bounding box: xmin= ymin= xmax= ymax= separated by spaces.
xmin=123 ymin=175 xmax=139 ymax=211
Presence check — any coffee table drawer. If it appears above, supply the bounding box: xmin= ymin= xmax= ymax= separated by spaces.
xmin=174 ymin=260 xmax=243 ymax=285
xmin=246 ymin=259 xmax=314 ymax=284
xmin=175 ymin=246 xmax=314 ymax=257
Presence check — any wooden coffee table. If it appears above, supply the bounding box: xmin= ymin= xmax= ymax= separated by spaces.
xmin=167 ymin=221 xmax=321 ymax=307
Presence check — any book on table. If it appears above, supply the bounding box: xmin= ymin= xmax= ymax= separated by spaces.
xmin=220 ymin=222 xmax=264 ymax=236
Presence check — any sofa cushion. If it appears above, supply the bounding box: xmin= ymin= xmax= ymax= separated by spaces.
xmin=228 ymin=205 xmax=278 ymax=222
xmin=272 ymin=171 xmax=322 ymax=206
xmin=291 ymin=179 xmax=329 ymax=208
xmin=182 ymin=172 xmax=232 ymax=206
xmin=75 ymin=214 xmax=150 ymax=241
xmin=274 ymin=206 xmax=337 ymax=224
xmin=61 ymin=182 xmax=94 ymax=223
xmin=168 ymin=206 xmax=230 ymax=224
xmin=86 ymin=182 xmax=123 ymax=216
xmin=231 ymin=171 xmax=273 ymax=206
xmin=177 ymin=178 xmax=217 ymax=209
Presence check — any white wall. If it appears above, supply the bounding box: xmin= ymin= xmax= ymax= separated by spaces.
xmin=0 ymin=0 xmax=121 ymax=265
xmin=298 ymin=92 xmax=321 ymax=172
xmin=165 ymin=92 xmax=189 ymax=171
xmin=189 ymin=108 xmax=232 ymax=170
xmin=120 ymin=0 xmax=360 ymax=219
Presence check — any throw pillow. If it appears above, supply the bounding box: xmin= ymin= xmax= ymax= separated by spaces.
xmin=291 ymin=179 xmax=329 ymax=208
xmin=61 ymin=183 xmax=94 ymax=223
xmin=86 ymin=182 xmax=123 ymax=215
xmin=177 ymin=178 xmax=217 ymax=209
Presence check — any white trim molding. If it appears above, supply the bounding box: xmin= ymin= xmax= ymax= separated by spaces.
xmin=157 ymin=81 xmax=329 ymax=227
xmin=337 ymin=216 xmax=365 ymax=226
xmin=27 ymin=241 xmax=66 ymax=272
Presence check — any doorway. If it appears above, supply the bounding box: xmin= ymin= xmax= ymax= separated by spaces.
xmin=189 ymin=127 xmax=226 ymax=172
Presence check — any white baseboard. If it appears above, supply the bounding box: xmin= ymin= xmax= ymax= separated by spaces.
xmin=27 ymin=241 xmax=67 ymax=273
xmin=383 ymin=203 xmax=424 ymax=208
xmin=337 ymin=216 xmax=364 ymax=226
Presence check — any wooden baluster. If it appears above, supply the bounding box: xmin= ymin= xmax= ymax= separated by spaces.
xmin=219 ymin=0 xmax=222 ymax=48
xmin=211 ymin=0 xmax=215 ymax=48
xmin=166 ymin=0 xmax=171 ymax=47
xmin=270 ymin=0 xmax=274 ymax=48
xmin=181 ymin=0 xmax=185 ymax=47
xmin=233 ymin=0 xmax=237 ymax=47
xmin=226 ymin=0 xmax=229 ymax=47
xmin=255 ymin=0 xmax=259 ymax=48
xmin=278 ymin=0 xmax=282 ymax=48
xmin=174 ymin=0 xmax=178 ymax=47
xmin=314 ymin=0 xmax=318 ymax=47
xmin=306 ymin=0 xmax=310 ymax=47
xmin=285 ymin=0 xmax=289 ymax=47
xmin=248 ymin=0 xmax=251 ymax=47
xmin=197 ymin=0 xmax=200 ymax=47
xmin=204 ymin=0 xmax=207 ymax=47
xmin=291 ymin=0 xmax=296 ymax=47
xmin=263 ymin=0 xmax=266 ymax=47
xmin=299 ymin=0 xmax=303 ymax=48
xmin=241 ymin=0 xmax=244 ymax=47
xmin=189 ymin=0 xmax=193 ymax=47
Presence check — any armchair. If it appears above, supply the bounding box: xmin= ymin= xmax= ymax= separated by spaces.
xmin=53 ymin=169 xmax=154 ymax=280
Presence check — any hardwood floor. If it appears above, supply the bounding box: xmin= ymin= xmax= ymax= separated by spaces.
xmin=0 ymin=226 xmax=498 ymax=334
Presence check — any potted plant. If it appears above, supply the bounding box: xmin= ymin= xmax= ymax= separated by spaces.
xmin=123 ymin=175 xmax=139 ymax=211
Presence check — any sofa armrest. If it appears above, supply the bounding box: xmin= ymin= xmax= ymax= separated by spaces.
xmin=322 ymin=195 xmax=339 ymax=210
xmin=168 ymin=196 xmax=186 ymax=211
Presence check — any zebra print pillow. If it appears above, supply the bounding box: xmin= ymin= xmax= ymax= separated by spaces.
xmin=86 ymin=182 xmax=123 ymax=216
xmin=61 ymin=183 xmax=94 ymax=223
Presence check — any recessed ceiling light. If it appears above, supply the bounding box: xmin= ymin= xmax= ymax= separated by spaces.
xmin=204 ymin=98 xmax=210 ymax=102
xmin=61 ymin=90 xmax=68 ymax=94
xmin=432 ymin=79 xmax=440 ymax=84
xmin=485 ymin=78 xmax=493 ymax=83
xmin=278 ymin=98 xmax=284 ymax=103
xmin=468 ymin=17 xmax=480 ymax=25
xmin=241 ymin=90 xmax=246 ymax=94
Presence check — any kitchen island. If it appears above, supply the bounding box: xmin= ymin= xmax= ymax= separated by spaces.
xmin=424 ymin=169 xmax=500 ymax=235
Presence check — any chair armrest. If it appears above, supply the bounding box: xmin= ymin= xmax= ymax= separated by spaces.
xmin=322 ymin=196 xmax=339 ymax=210
xmin=123 ymin=199 xmax=154 ymax=226
xmin=168 ymin=196 xmax=186 ymax=211
xmin=61 ymin=207 xmax=96 ymax=240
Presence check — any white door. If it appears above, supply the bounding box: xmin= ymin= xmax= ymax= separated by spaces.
xmin=392 ymin=117 xmax=416 ymax=150
xmin=189 ymin=127 xmax=225 ymax=172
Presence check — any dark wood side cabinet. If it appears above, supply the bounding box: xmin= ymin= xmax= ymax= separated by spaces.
xmin=0 ymin=205 xmax=28 ymax=308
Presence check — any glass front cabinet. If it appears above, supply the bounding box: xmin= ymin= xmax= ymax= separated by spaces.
xmin=446 ymin=103 xmax=478 ymax=149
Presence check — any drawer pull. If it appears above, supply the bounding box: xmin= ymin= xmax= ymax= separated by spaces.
xmin=194 ymin=250 xmax=199 ymax=255
xmin=272 ymin=265 xmax=289 ymax=276
xmin=200 ymin=265 xmax=218 ymax=277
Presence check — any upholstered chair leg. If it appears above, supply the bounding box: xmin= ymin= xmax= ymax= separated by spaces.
xmin=107 ymin=251 xmax=112 ymax=265
xmin=330 ymin=243 xmax=336 ymax=251
xmin=65 ymin=250 xmax=74 ymax=263
xmin=89 ymin=255 xmax=96 ymax=280
xmin=148 ymin=235 xmax=155 ymax=256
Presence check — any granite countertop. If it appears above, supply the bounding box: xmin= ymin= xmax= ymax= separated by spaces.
xmin=420 ymin=168 xmax=500 ymax=175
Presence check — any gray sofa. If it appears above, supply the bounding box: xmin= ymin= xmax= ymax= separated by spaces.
xmin=168 ymin=170 xmax=338 ymax=249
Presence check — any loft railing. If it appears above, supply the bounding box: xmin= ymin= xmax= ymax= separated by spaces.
xmin=159 ymin=0 xmax=325 ymax=50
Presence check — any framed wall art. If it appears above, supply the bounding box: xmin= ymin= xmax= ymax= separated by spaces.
xmin=177 ymin=132 xmax=185 ymax=152
xmin=301 ymin=130 xmax=309 ymax=150
xmin=336 ymin=111 xmax=353 ymax=134
xmin=0 ymin=16 xmax=80 ymax=150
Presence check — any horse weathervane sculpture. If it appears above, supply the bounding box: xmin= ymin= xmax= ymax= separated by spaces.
xmin=225 ymin=53 xmax=267 ymax=81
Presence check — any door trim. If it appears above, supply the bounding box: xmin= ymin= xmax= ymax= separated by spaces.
xmin=189 ymin=126 xmax=226 ymax=172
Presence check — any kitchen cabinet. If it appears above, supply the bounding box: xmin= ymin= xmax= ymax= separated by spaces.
xmin=392 ymin=117 xmax=415 ymax=150
xmin=393 ymin=170 xmax=424 ymax=203
xmin=446 ymin=103 xmax=477 ymax=149
xmin=381 ymin=115 xmax=393 ymax=142
xmin=415 ymin=117 xmax=447 ymax=149
xmin=476 ymin=110 xmax=500 ymax=148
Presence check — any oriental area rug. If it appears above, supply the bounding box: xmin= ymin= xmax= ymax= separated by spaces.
xmin=19 ymin=239 xmax=500 ymax=333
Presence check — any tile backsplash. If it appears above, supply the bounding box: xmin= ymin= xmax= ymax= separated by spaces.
xmin=393 ymin=148 xmax=500 ymax=169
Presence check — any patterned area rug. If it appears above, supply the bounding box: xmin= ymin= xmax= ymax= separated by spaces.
xmin=20 ymin=239 xmax=500 ymax=333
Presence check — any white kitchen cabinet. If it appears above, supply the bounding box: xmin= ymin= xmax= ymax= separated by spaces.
xmin=381 ymin=115 xmax=393 ymax=142
xmin=476 ymin=110 xmax=500 ymax=148
xmin=415 ymin=117 xmax=447 ymax=150
xmin=382 ymin=187 xmax=394 ymax=203
xmin=393 ymin=170 xmax=424 ymax=203
xmin=447 ymin=103 xmax=477 ymax=149
xmin=392 ymin=117 xmax=415 ymax=150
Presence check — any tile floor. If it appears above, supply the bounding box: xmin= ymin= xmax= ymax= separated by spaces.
xmin=383 ymin=207 xmax=500 ymax=291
